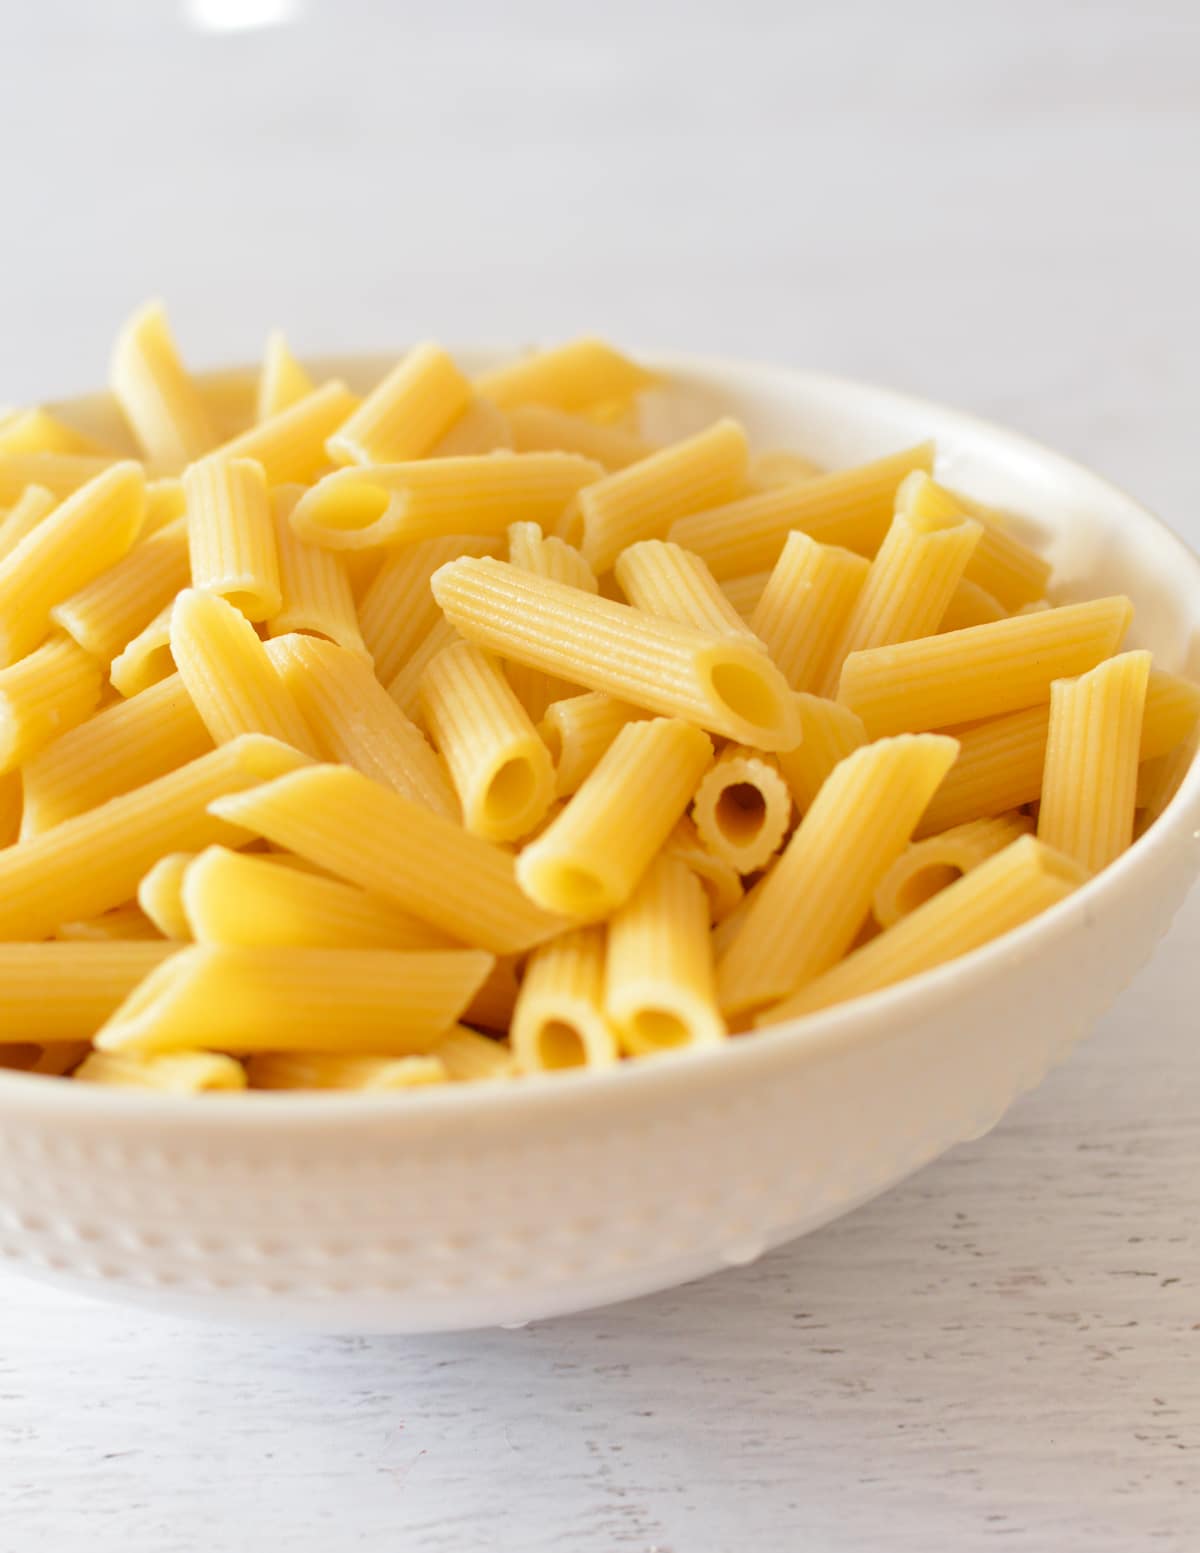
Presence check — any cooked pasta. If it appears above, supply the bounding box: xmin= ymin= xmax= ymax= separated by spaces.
xmin=0 ymin=484 xmax=57 ymax=562
xmin=110 ymin=300 xmax=217 ymax=466
xmin=0 ymin=452 xmax=117 ymax=506
xmin=76 ymin=1049 xmax=248 ymax=1092
xmin=506 ymin=520 xmax=598 ymax=718
xmin=51 ymin=516 xmax=189 ymax=663
xmin=939 ymin=578 xmax=1007 ymax=632
xmin=427 ymin=396 xmax=512 ymax=457
xmin=431 ymin=556 xmax=802 ymax=750
xmin=108 ymin=601 xmax=176 ymax=697
xmin=0 ymin=942 xmax=176 ymax=1041
xmin=431 ymin=1024 xmax=515 ymax=1081
xmin=266 ymin=485 xmax=367 ymax=656
xmin=507 ymin=404 xmax=653 ymax=469
xmin=605 ymin=855 xmax=725 ymax=1056
xmin=1038 ymin=650 xmax=1152 ymax=873
xmin=474 ymin=337 xmax=659 ymax=413
xmin=184 ymin=456 xmax=282 ymax=621
xmin=245 ymin=1053 xmax=446 ymax=1091
xmin=517 ymin=717 xmax=713 ymax=916
xmin=872 ymin=813 xmax=1034 ymax=928
xmin=137 ymin=852 xmax=194 ymax=940
xmin=510 ymin=926 xmax=618 ymax=1072
xmin=385 ymin=616 xmax=461 ymax=718
xmin=0 ymin=407 xmax=106 ymax=457
xmin=663 ymin=814 xmax=744 ymax=923
xmin=257 ymin=330 xmax=315 ymax=422
xmin=207 ymin=380 xmax=358 ymax=486
xmin=0 ymin=635 xmax=103 ymax=772
xmin=358 ymin=533 xmax=500 ymax=685
xmin=614 ymin=539 xmax=761 ymax=643
xmin=328 ymin=343 xmax=472 ymax=466
xmin=750 ymin=532 xmax=869 ymax=692
xmin=719 ymin=570 xmax=771 ymax=621
xmin=53 ymin=904 xmax=161 ymax=942
xmin=538 ymin=691 xmax=648 ymax=797
xmin=749 ymin=450 xmax=824 ymax=488
xmin=690 ymin=746 xmax=792 ymax=874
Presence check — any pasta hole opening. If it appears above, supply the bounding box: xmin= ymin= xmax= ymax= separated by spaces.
xmin=483 ymin=757 xmax=537 ymax=823
xmin=629 ymin=1008 xmax=691 ymax=1050
xmin=537 ymin=1020 xmax=587 ymax=1070
xmin=314 ymin=483 xmax=391 ymax=532
xmin=707 ymin=660 xmax=782 ymax=731
xmin=219 ymin=590 xmax=269 ymax=621
xmin=715 ymin=781 xmax=767 ymax=844
xmin=535 ymin=861 xmax=608 ymax=914
xmin=895 ymin=862 xmax=961 ymax=917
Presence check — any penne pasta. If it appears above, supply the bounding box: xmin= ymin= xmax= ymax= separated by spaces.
xmin=358 ymin=533 xmax=500 ymax=685
xmin=668 ymin=442 xmax=935 ymax=580
xmin=291 ymin=451 xmax=603 ymax=551
xmin=327 ymin=343 xmax=472 ymax=465
xmin=266 ymin=484 xmax=367 ymax=656
xmin=872 ymin=813 xmax=1034 ymax=927
xmin=663 ymin=814 xmax=744 ymax=923
xmin=715 ymin=734 xmax=960 ymax=1015
xmin=938 ymin=577 xmax=1007 ymax=632
xmin=762 ymin=837 xmax=1087 ymax=1021
xmin=836 ymin=596 xmax=1134 ymax=736
xmin=510 ymin=926 xmax=618 ymax=1071
xmin=538 ymin=691 xmax=648 ymax=797
xmin=267 ymin=634 xmax=458 ymax=818
xmin=144 ymin=476 xmax=187 ymax=534
xmin=614 ymin=539 xmax=762 ymax=644
xmin=749 ymin=449 xmax=824 ymax=488
xmin=750 ymin=532 xmax=870 ymax=692
xmin=184 ymin=456 xmax=282 ymax=621
xmin=170 ymin=589 xmax=319 ymax=754
xmin=0 ymin=407 xmax=107 ymax=457
xmin=51 ymin=516 xmax=189 ymax=663
xmin=431 ymin=1024 xmax=515 ymax=1081
xmin=181 ymin=845 xmax=455 ymax=951
xmin=256 ymin=330 xmax=315 ymax=422
xmin=719 ymin=569 xmax=772 ymax=622
xmin=0 ymin=484 xmax=58 ymax=562
xmin=0 ymin=734 xmax=312 ymax=941
xmin=1038 ymin=650 xmax=1152 ymax=873
xmin=110 ymin=300 xmax=217 ymax=466
xmin=54 ymin=904 xmax=162 ymax=942
xmin=137 ymin=852 xmax=194 ymax=940
xmin=93 ymin=944 xmax=493 ymax=1057
xmin=108 ymin=602 xmax=176 ymax=697
xmin=930 ymin=483 xmax=1053 ymax=610
xmin=19 ymin=672 xmax=212 ymax=836
xmin=427 ymin=396 xmax=513 ymax=457
xmin=567 ymin=420 xmax=749 ymax=573
xmin=385 ymin=616 xmax=461 ymax=718
xmin=76 ymin=1049 xmax=248 ymax=1092
xmin=690 ymin=745 xmax=792 ymax=874
xmin=196 ymin=367 xmax=258 ymax=443
xmin=419 ymin=639 xmax=555 ymax=841
xmin=505 ymin=519 xmax=597 ymax=718
xmin=0 ymin=634 xmax=103 ymax=772
xmin=0 ymin=461 xmax=146 ymax=667
xmin=209 ymin=764 xmax=565 ymax=954
xmin=0 ymin=452 xmax=118 ymax=507
xmin=431 ymin=556 xmax=802 ymax=750
xmin=475 ymin=338 xmax=659 ymax=413
xmin=245 ymin=1053 xmax=446 ymax=1091
xmin=517 ymin=717 xmax=713 ymax=917
xmin=605 ymin=855 xmax=726 ymax=1056
xmin=507 ymin=403 xmax=653 ymax=469
xmin=206 ymin=379 xmax=358 ymax=485
xmin=0 ymin=941 xmax=176 ymax=1040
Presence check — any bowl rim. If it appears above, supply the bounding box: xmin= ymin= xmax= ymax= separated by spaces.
xmin=6 ymin=349 xmax=1200 ymax=1125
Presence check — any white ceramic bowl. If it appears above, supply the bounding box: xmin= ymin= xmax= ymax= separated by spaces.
xmin=2 ymin=352 xmax=1198 ymax=1334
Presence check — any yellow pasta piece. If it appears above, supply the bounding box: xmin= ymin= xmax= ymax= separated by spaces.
xmin=53 ymin=904 xmax=162 ymax=942
xmin=266 ymin=485 xmax=367 ymax=656
xmin=427 ymin=396 xmax=513 ymax=457
xmin=0 ymin=635 xmax=103 ymax=772
xmin=918 ymin=667 xmax=1200 ymax=836
xmin=507 ymin=403 xmax=653 ymax=469
xmin=538 ymin=691 xmax=648 ymax=797
xmin=51 ymin=516 xmax=189 ymax=663
xmin=94 ymin=944 xmax=493 ymax=1057
xmin=460 ymin=957 xmax=521 ymax=1031
xmin=719 ymin=570 xmax=771 ymax=621
xmin=0 ymin=769 xmax=20 ymax=847
xmin=615 ymin=539 xmax=762 ymax=644
xmin=291 ymin=452 xmax=603 ymax=551
xmin=358 ymin=533 xmax=500 ymax=685
xmin=327 ymin=343 xmax=472 ymax=465
xmin=749 ymin=450 xmax=824 ymax=488
xmin=431 ymin=1025 xmax=515 ymax=1081
xmin=505 ymin=519 xmax=597 ymax=717
xmin=144 ymin=476 xmax=187 ymax=534
xmin=256 ymin=330 xmax=315 ymax=421
xmin=663 ymin=814 xmax=744 ymax=923
xmin=939 ymin=578 xmax=1007 ymax=632
xmin=510 ymin=926 xmax=618 ymax=1071
xmin=605 ymin=854 xmax=726 ymax=1056
xmin=567 ymin=419 xmax=748 ymax=573
xmin=245 ymin=1053 xmax=446 ymax=1090
xmin=750 ymin=532 xmax=870 ymax=692
xmin=0 ymin=461 xmax=146 ymax=666
xmin=431 ymin=557 xmax=802 ymax=750
xmin=517 ymin=717 xmax=713 ymax=917
xmin=267 ymin=634 xmax=458 ymax=818
xmin=385 ymin=616 xmax=461 ymax=718
xmin=715 ymin=734 xmax=959 ymax=1016
xmin=872 ymin=813 xmax=1034 ymax=927
xmin=0 ymin=484 xmax=57 ymax=561
xmin=669 ymin=442 xmax=935 ymax=580
xmin=475 ymin=338 xmax=659 ymax=413
xmin=919 ymin=480 xmax=1053 ymax=610
xmin=0 ymin=452 xmax=117 ymax=506
xmin=20 ymin=673 xmax=211 ymax=836
xmin=170 ymin=589 xmax=319 ymax=755
xmin=762 ymin=837 xmax=1087 ymax=1022
xmin=209 ymin=764 xmax=564 ymax=954
xmin=817 ymin=499 xmax=983 ymax=696
xmin=76 ymin=1050 xmax=248 ymax=1092
xmin=206 ymin=379 xmax=358 ymax=485
xmin=182 ymin=845 xmax=455 ymax=950
xmin=837 ymin=596 xmax=1134 ymax=736
xmin=690 ymin=746 xmax=792 ymax=874
xmin=138 ymin=852 xmax=194 ymax=940
xmin=0 ymin=942 xmax=175 ymax=1039
xmin=196 ymin=367 xmax=257 ymax=442
xmin=0 ymin=734 xmax=311 ymax=941
xmin=1038 ymin=650 xmax=1152 ymax=873
xmin=419 ymin=639 xmax=555 ymax=841
xmin=183 ymin=456 xmax=281 ymax=621
xmin=0 ymin=407 xmax=107 ymax=457
xmin=110 ymin=300 xmax=218 ymax=466
xmin=106 ymin=602 xmax=175 ymax=696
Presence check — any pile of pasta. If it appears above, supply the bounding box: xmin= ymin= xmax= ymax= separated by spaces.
xmin=0 ymin=304 xmax=1196 ymax=1094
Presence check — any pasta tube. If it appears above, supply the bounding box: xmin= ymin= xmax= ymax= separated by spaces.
xmin=245 ymin=1053 xmax=446 ymax=1090
xmin=431 ymin=1025 xmax=515 ymax=1081
xmin=0 ymin=407 xmax=107 ymax=457
xmin=720 ymin=570 xmax=771 ymax=621
xmin=0 ymin=484 xmax=57 ymax=562
xmin=109 ymin=300 xmax=217 ymax=466
xmin=0 ymin=942 xmax=175 ymax=1041
xmin=938 ymin=578 xmax=1007 ymax=632
xmin=614 ymin=539 xmax=761 ymax=643
xmin=358 ymin=533 xmax=500 ymax=685
xmin=775 ymin=694 xmax=869 ymax=812
xmin=0 ymin=635 xmax=103 ymax=772
xmin=256 ymin=330 xmax=315 ymax=421
xmin=510 ymin=926 xmax=618 ymax=1071
xmin=474 ymin=337 xmax=659 ymax=412
xmin=137 ymin=852 xmax=194 ymax=940
xmin=184 ymin=456 xmax=282 ymax=621
xmin=266 ymin=484 xmax=367 ymax=656
xmin=750 ymin=532 xmax=869 ymax=692
xmin=872 ymin=813 xmax=1033 ymax=927
xmin=538 ymin=691 xmax=648 ymax=797
xmin=428 ymin=396 xmax=513 ymax=457
xmin=507 ymin=403 xmax=653 ymax=469
xmin=51 ymin=516 xmax=189 ymax=663
xmin=690 ymin=745 xmax=792 ymax=874
xmin=0 ymin=452 xmax=117 ymax=506
xmin=663 ymin=814 xmax=744 ymax=922
xmin=76 ymin=1050 xmax=248 ymax=1092
xmin=327 ymin=343 xmax=472 ymax=465
xmin=207 ymin=379 xmax=358 ymax=485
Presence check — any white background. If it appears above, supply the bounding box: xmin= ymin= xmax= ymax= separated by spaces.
xmin=2 ymin=1 xmax=1199 ymax=1548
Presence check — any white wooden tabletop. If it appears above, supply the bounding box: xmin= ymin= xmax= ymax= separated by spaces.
xmin=2 ymin=3 xmax=1198 ymax=1548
